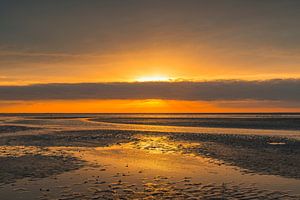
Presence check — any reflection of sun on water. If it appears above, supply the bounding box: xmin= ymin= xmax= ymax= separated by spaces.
xmin=90 ymin=135 xmax=203 ymax=172
xmin=132 ymin=135 xmax=200 ymax=154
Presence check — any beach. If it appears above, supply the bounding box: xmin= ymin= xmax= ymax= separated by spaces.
xmin=0 ymin=114 xmax=299 ymax=200
xmin=2 ymin=1 xmax=300 ymax=199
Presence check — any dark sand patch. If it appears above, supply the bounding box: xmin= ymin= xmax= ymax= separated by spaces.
xmin=90 ymin=117 xmax=300 ymax=130
xmin=169 ymin=133 xmax=300 ymax=179
xmin=0 ymin=129 xmax=136 ymax=147
xmin=0 ymin=125 xmax=40 ymax=134
xmin=0 ymin=154 xmax=84 ymax=184
xmin=5 ymin=119 xmax=60 ymax=126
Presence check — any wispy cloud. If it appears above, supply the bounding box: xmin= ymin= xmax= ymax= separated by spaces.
xmin=0 ymin=51 xmax=108 ymax=58
xmin=0 ymin=79 xmax=299 ymax=102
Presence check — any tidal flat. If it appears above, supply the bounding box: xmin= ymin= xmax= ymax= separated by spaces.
xmin=0 ymin=114 xmax=299 ymax=200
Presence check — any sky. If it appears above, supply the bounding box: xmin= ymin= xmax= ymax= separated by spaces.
xmin=0 ymin=0 xmax=299 ymax=112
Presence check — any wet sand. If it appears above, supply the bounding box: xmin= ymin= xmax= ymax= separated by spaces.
xmin=89 ymin=116 xmax=300 ymax=130
xmin=0 ymin=125 xmax=40 ymax=134
xmin=0 ymin=115 xmax=299 ymax=199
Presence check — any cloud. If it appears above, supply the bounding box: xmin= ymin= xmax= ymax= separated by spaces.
xmin=215 ymin=100 xmax=300 ymax=108
xmin=0 ymin=51 xmax=114 ymax=59
xmin=0 ymin=79 xmax=299 ymax=102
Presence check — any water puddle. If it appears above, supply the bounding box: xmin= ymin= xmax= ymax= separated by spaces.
xmin=0 ymin=135 xmax=299 ymax=200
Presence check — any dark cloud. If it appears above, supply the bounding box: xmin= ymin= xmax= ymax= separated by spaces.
xmin=0 ymin=79 xmax=299 ymax=101
xmin=0 ymin=0 xmax=299 ymax=56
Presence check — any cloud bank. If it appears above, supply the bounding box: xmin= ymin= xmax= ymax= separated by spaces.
xmin=0 ymin=79 xmax=299 ymax=101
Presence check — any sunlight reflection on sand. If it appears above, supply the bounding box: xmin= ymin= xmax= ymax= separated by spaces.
xmin=0 ymin=116 xmax=300 ymax=199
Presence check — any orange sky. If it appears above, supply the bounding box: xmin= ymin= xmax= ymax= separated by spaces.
xmin=0 ymin=1 xmax=299 ymax=112
xmin=1 ymin=100 xmax=299 ymax=113
xmin=1 ymin=46 xmax=300 ymax=86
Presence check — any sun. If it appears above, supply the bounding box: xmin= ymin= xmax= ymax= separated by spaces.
xmin=136 ymin=75 xmax=171 ymax=82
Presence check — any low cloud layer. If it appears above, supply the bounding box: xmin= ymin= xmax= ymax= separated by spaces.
xmin=0 ymin=79 xmax=299 ymax=101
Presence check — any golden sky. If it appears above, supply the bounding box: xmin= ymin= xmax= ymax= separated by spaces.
xmin=1 ymin=100 xmax=299 ymax=113
xmin=0 ymin=1 xmax=299 ymax=112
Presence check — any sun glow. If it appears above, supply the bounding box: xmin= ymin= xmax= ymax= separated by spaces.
xmin=136 ymin=75 xmax=171 ymax=82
